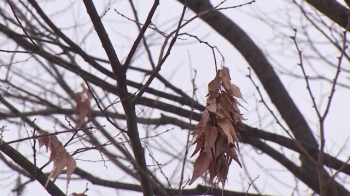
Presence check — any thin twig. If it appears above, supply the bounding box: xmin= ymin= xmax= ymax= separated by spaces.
xmin=123 ymin=0 xmax=159 ymax=71
xmin=318 ymin=12 xmax=350 ymax=193
xmin=178 ymin=67 xmax=197 ymax=195
xmin=132 ymin=2 xmax=188 ymax=102
xmin=245 ymin=175 xmax=260 ymax=196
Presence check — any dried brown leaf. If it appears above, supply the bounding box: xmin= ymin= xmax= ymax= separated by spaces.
xmin=234 ymin=111 xmax=245 ymax=122
xmin=228 ymin=83 xmax=243 ymax=99
xmin=208 ymin=162 xmax=216 ymax=182
xmin=228 ymin=148 xmax=242 ymax=167
xmin=219 ymin=67 xmax=230 ymax=90
xmin=216 ymin=102 xmax=232 ymax=120
xmin=204 ymin=125 xmax=218 ymax=160
xmin=217 ymin=118 xmax=233 ymax=144
xmin=48 ymin=152 xmax=70 ymax=181
xmin=220 ymin=67 xmax=243 ymax=99
xmin=219 ymin=92 xmax=238 ymax=114
xmin=208 ymin=72 xmax=221 ymax=98
xmin=189 ymin=152 xmax=211 ymax=185
xmin=81 ymin=84 xmax=93 ymax=100
xmin=206 ymin=97 xmax=217 ymax=113
xmin=66 ymin=156 xmax=77 ymax=189
xmin=193 ymin=110 xmax=209 ymax=133
xmin=202 ymin=109 xmax=209 ymax=122
xmin=47 ymin=134 xmax=66 ymax=161
xmin=75 ymin=89 xmax=92 ymax=128
xmin=215 ymin=135 xmax=228 ymax=158
xmin=38 ymin=131 xmax=50 ymax=152
xmin=40 ymin=133 xmax=76 ymax=191
xmin=228 ymin=123 xmax=239 ymax=143
xmin=227 ymin=94 xmax=241 ymax=112
xmin=74 ymin=92 xmax=83 ymax=104
xmin=215 ymin=155 xmax=229 ymax=187
xmin=191 ymin=136 xmax=204 ymax=157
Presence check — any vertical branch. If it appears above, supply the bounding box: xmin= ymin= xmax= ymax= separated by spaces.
xmin=318 ymin=13 xmax=350 ymax=194
xmin=291 ymin=30 xmax=326 ymax=194
xmin=291 ymin=13 xmax=350 ymax=194
xmin=82 ymin=1 xmax=154 ymax=195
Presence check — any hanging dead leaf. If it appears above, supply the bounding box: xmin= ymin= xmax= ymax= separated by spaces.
xmin=208 ymin=162 xmax=216 ymax=182
xmin=74 ymin=86 xmax=92 ymax=128
xmin=206 ymin=96 xmax=217 ymax=113
xmin=208 ymin=72 xmax=221 ymax=98
xmin=215 ymin=155 xmax=229 ymax=187
xmin=38 ymin=131 xmax=76 ymax=193
xmin=228 ymin=83 xmax=243 ymax=99
xmin=228 ymin=148 xmax=241 ymax=167
xmin=204 ymin=125 xmax=218 ymax=160
xmin=214 ymin=135 xmax=228 ymax=158
xmin=190 ymin=66 xmax=246 ymax=188
xmin=191 ymin=136 xmax=204 ymax=157
xmin=220 ymin=92 xmax=239 ymax=113
xmin=38 ymin=131 xmax=50 ymax=152
xmin=219 ymin=67 xmax=243 ymax=99
xmin=217 ymin=118 xmax=234 ymax=144
xmin=216 ymin=102 xmax=233 ymax=120
xmin=81 ymin=84 xmax=93 ymax=99
xmin=189 ymin=152 xmax=211 ymax=185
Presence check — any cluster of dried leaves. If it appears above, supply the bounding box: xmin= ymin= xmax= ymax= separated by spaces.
xmin=74 ymin=84 xmax=92 ymax=128
xmin=38 ymin=131 xmax=76 ymax=193
xmin=189 ymin=66 xmax=245 ymax=187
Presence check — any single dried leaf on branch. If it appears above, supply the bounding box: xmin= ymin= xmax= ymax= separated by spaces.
xmin=189 ymin=152 xmax=211 ymax=185
xmin=190 ymin=66 xmax=245 ymax=188
xmin=38 ymin=131 xmax=50 ymax=152
xmin=74 ymin=84 xmax=93 ymax=128
xmin=203 ymin=125 xmax=218 ymax=161
xmin=219 ymin=67 xmax=244 ymax=99
xmin=208 ymin=72 xmax=221 ymax=97
xmin=206 ymin=96 xmax=217 ymax=113
xmin=37 ymin=131 xmax=77 ymax=192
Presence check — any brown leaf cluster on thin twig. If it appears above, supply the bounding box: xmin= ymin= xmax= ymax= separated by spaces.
xmin=74 ymin=84 xmax=93 ymax=128
xmin=190 ymin=66 xmax=245 ymax=187
xmin=38 ymin=131 xmax=76 ymax=192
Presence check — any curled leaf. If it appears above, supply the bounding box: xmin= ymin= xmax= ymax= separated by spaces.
xmin=38 ymin=131 xmax=77 ymax=193
xmin=74 ymin=85 xmax=92 ymax=128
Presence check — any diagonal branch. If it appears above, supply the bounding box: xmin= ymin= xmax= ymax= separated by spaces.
xmin=305 ymin=0 xmax=349 ymax=30
xmin=123 ymin=0 xmax=159 ymax=71
xmin=0 ymin=139 xmax=65 ymax=196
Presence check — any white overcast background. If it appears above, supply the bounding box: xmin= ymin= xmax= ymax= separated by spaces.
xmin=0 ymin=0 xmax=350 ymax=196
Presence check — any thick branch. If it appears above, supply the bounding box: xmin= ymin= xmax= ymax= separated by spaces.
xmin=305 ymin=0 xmax=349 ymax=29
xmin=74 ymin=167 xmax=265 ymax=196
xmin=0 ymin=139 xmax=65 ymax=196
xmin=243 ymin=137 xmax=350 ymax=195
xmin=82 ymin=1 xmax=154 ymax=195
